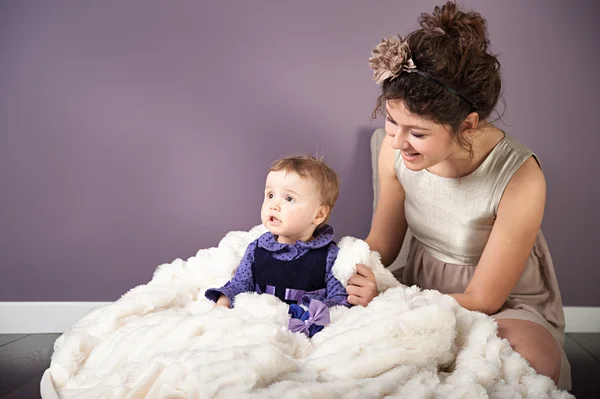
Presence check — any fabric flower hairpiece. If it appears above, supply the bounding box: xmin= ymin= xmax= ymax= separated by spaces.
xmin=368 ymin=35 xmax=416 ymax=84
xmin=368 ymin=35 xmax=478 ymax=111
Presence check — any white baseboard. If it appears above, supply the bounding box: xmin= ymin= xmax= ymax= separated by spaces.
xmin=563 ymin=306 xmax=600 ymax=333
xmin=0 ymin=302 xmax=598 ymax=334
xmin=0 ymin=302 xmax=112 ymax=334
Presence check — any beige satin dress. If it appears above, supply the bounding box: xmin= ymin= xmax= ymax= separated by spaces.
xmin=393 ymin=134 xmax=571 ymax=390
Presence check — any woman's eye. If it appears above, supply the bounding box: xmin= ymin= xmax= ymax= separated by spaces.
xmin=285 ymin=196 xmax=294 ymax=202
xmin=386 ymin=116 xmax=397 ymax=125
xmin=411 ymin=132 xmax=425 ymax=139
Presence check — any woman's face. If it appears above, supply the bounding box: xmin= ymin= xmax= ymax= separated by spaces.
xmin=384 ymin=100 xmax=458 ymax=171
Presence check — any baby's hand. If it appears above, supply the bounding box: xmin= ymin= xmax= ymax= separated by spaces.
xmin=215 ymin=295 xmax=231 ymax=308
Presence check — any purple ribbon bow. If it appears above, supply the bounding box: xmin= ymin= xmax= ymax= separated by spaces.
xmin=288 ymin=300 xmax=331 ymax=335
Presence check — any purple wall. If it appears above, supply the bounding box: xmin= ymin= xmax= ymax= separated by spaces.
xmin=1 ymin=1 xmax=598 ymax=305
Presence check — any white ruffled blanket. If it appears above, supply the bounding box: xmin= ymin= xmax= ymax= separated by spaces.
xmin=41 ymin=225 xmax=572 ymax=398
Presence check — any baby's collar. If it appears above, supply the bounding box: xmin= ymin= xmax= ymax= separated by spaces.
xmin=258 ymin=225 xmax=335 ymax=252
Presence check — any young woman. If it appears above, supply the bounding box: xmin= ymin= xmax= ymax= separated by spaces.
xmin=346 ymin=1 xmax=570 ymax=390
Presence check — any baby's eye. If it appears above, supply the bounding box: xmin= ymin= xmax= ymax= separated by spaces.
xmin=267 ymin=193 xmax=274 ymax=199
xmin=285 ymin=196 xmax=294 ymax=202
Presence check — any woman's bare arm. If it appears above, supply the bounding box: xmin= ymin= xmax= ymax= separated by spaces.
xmin=346 ymin=136 xmax=407 ymax=306
xmin=365 ymin=135 xmax=408 ymax=267
xmin=451 ymin=156 xmax=546 ymax=314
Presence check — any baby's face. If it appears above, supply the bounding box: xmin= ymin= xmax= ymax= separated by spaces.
xmin=261 ymin=170 xmax=325 ymax=244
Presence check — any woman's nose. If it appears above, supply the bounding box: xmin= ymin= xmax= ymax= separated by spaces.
xmin=390 ymin=128 xmax=404 ymax=150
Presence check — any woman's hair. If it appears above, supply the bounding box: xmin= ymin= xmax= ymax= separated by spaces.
xmin=373 ymin=1 xmax=502 ymax=152
xmin=269 ymin=155 xmax=340 ymax=213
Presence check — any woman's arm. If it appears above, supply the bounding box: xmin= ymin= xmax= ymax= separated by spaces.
xmin=347 ymin=136 xmax=407 ymax=306
xmin=365 ymin=135 xmax=408 ymax=267
xmin=451 ymin=156 xmax=546 ymax=314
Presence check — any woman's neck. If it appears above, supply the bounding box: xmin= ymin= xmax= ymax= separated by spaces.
xmin=428 ymin=125 xmax=505 ymax=178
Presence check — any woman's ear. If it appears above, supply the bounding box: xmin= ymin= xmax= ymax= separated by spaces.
xmin=461 ymin=111 xmax=480 ymax=131
xmin=313 ymin=205 xmax=330 ymax=225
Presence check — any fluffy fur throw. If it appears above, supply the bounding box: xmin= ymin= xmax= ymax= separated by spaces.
xmin=41 ymin=225 xmax=572 ymax=398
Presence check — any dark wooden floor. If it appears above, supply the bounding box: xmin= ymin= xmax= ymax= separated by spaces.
xmin=1 ymin=333 xmax=599 ymax=398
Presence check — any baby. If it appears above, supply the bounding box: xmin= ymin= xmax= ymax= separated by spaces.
xmin=205 ymin=155 xmax=350 ymax=336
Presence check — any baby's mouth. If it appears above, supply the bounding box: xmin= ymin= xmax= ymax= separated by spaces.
xmin=269 ymin=216 xmax=281 ymax=223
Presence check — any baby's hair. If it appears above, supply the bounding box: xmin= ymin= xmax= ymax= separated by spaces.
xmin=269 ymin=155 xmax=340 ymax=213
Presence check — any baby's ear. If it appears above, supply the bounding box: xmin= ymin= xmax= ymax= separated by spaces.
xmin=313 ymin=205 xmax=330 ymax=225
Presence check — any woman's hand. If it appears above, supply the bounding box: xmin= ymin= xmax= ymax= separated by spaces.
xmin=346 ymin=264 xmax=379 ymax=306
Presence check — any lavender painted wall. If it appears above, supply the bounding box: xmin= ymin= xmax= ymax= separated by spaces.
xmin=1 ymin=1 xmax=598 ymax=305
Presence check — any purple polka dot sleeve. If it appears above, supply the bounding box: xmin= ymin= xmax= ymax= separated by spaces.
xmin=205 ymin=240 xmax=257 ymax=303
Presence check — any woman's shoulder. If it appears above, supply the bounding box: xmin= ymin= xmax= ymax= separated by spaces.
xmin=505 ymin=155 xmax=546 ymax=195
xmin=502 ymin=134 xmax=539 ymax=164
xmin=491 ymin=133 xmax=546 ymax=214
xmin=483 ymin=131 xmax=542 ymax=177
xmin=463 ymin=129 xmax=544 ymax=214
